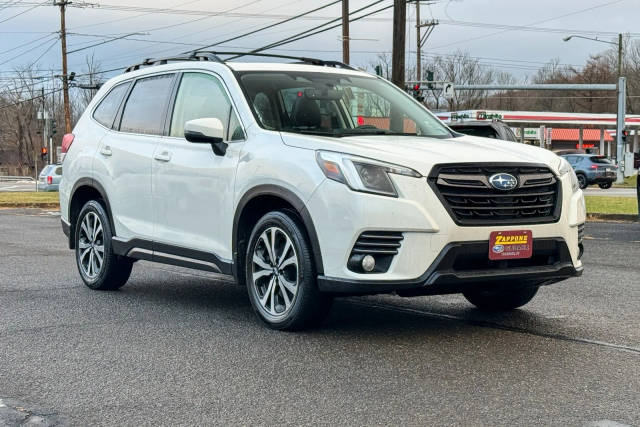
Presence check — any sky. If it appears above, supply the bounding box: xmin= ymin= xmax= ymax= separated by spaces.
xmin=0 ymin=0 xmax=638 ymax=84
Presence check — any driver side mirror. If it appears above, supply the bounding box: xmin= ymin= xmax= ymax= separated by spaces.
xmin=184 ymin=118 xmax=228 ymax=156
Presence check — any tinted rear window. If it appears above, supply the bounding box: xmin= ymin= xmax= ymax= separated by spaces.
xmin=93 ymin=82 xmax=130 ymax=128
xmin=119 ymin=74 xmax=174 ymax=135
xmin=590 ymin=156 xmax=613 ymax=164
xmin=451 ymin=126 xmax=498 ymax=139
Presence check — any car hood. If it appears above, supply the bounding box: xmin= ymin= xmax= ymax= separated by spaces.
xmin=280 ymin=133 xmax=561 ymax=176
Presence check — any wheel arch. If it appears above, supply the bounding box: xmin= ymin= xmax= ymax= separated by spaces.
xmin=232 ymin=185 xmax=324 ymax=281
xmin=68 ymin=178 xmax=115 ymax=249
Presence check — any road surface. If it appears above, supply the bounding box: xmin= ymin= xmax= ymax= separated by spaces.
xmin=0 ymin=209 xmax=638 ymax=425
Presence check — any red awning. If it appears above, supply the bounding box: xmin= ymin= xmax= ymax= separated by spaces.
xmin=551 ymin=128 xmax=613 ymax=142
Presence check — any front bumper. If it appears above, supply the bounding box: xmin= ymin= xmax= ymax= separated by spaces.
xmin=306 ymin=171 xmax=585 ymax=293
xmin=318 ymin=238 xmax=582 ymax=295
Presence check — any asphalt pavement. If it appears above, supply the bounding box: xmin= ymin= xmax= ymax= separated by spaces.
xmin=0 ymin=181 xmax=37 ymax=192
xmin=0 ymin=209 xmax=638 ymax=426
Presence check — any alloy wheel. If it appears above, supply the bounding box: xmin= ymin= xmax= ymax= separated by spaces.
xmin=78 ymin=211 xmax=104 ymax=279
xmin=251 ymin=226 xmax=299 ymax=319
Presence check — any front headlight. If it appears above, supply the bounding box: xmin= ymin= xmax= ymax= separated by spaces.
xmin=557 ymin=156 xmax=580 ymax=193
xmin=316 ymin=151 xmax=421 ymax=197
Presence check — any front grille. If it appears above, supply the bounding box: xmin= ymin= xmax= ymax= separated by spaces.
xmin=429 ymin=163 xmax=561 ymax=226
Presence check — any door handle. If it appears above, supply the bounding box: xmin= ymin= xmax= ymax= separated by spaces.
xmin=154 ymin=151 xmax=172 ymax=162
xmin=100 ymin=146 xmax=112 ymax=156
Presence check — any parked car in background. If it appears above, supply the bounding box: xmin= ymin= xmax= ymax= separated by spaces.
xmin=561 ymin=154 xmax=617 ymax=189
xmin=37 ymin=164 xmax=62 ymax=191
xmin=448 ymin=120 xmax=518 ymax=142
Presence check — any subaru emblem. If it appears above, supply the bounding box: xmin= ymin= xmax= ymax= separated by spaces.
xmin=489 ymin=173 xmax=518 ymax=191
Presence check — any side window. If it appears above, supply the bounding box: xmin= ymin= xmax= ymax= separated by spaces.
xmin=92 ymin=82 xmax=130 ymax=129
xmin=170 ymin=72 xmax=244 ymax=141
xmin=119 ymin=74 xmax=174 ymax=135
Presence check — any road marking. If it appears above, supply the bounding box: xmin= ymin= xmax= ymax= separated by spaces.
xmin=348 ymin=300 xmax=640 ymax=355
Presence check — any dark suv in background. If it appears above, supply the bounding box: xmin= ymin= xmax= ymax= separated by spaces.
xmin=561 ymin=154 xmax=617 ymax=189
xmin=448 ymin=120 xmax=518 ymax=142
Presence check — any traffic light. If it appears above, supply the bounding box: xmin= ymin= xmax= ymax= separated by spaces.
xmin=426 ymin=70 xmax=434 ymax=89
xmin=41 ymin=146 xmax=48 ymax=161
xmin=51 ymin=119 xmax=57 ymax=135
xmin=412 ymin=84 xmax=424 ymax=103
xmin=374 ymin=65 xmax=382 ymax=76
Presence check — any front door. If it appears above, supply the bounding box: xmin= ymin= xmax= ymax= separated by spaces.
xmin=152 ymin=72 xmax=246 ymax=264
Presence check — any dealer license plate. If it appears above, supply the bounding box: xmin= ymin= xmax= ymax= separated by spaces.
xmin=489 ymin=230 xmax=533 ymax=260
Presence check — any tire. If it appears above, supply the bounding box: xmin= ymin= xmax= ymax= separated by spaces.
xmin=463 ymin=286 xmax=539 ymax=311
xmin=576 ymin=173 xmax=588 ymax=189
xmin=244 ymin=210 xmax=332 ymax=331
xmin=75 ymin=200 xmax=133 ymax=290
xmin=598 ymin=182 xmax=612 ymax=189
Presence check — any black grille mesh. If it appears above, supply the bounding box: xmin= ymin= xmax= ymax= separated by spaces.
xmin=430 ymin=164 xmax=561 ymax=225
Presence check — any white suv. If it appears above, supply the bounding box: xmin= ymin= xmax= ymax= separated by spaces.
xmin=59 ymin=52 xmax=586 ymax=330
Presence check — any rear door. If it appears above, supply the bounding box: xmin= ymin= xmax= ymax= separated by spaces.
xmin=152 ymin=71 xmax=245 ymax=263
xmin=96 ymin=73 xmax=176 ymax=241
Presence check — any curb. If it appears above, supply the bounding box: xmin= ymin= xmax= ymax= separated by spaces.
xmin=0 ymin=203 xmax=60 ymax=209
xmin=587 ymin=213 xmax=639 ymax=222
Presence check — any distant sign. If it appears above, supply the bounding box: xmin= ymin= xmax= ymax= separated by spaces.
xmin=443 ymin=83 xmax=454 ymax=100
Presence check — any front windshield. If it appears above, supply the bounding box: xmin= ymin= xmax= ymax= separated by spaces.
xmin=236 ymin=71 xmax=453 ymax=139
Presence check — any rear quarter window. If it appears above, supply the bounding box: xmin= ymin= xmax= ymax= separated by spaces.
xmin=92 ymin=82 xmax=130 ymax=129
xmin=590 ymin=156 xmax=613 ymax=164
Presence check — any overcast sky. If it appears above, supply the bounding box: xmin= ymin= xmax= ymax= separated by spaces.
xmin=0 ymin=0 xmax=638 ymax=83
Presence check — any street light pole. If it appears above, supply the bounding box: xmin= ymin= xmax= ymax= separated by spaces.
xmin=564 ymin=33 xmax=626 ymax=182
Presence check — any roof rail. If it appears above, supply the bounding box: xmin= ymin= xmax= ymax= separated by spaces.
xmin=124 ymin=51 xmax=358 ymax=74
xmin=124 ymin=51 xmax=224 ymax=73
xmin=201 ymin=51 xmax=356 ymax=70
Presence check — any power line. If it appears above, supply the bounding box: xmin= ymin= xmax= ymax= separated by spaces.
xmin=69 ymin=0 xmax=204 ymax=30
xmin=0 ymin=87 xmax=64 ymax=110
xmin=186 ymin=0 xmax=342 ymax=53
xmin=428 ymin=0 xmax=629 ymax=51
xmin=0 ymin=0 xmax=46 ymax=25
xmin=241 ymin=1 xmax=389 ymax=56
xmin=256 ymin=4 xmax=395 ymax=53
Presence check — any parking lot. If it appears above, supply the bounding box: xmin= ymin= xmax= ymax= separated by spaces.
xmin=0 ymin=208 xmax=638 ymax=426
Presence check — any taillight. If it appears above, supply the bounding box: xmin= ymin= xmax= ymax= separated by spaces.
xmin=47 ymin=176 xmax=52 ymax=185
xmin=61 ymin=133 xmax=75 ymax=154
xmin=590 ymin=165 xmax=598 ymax=169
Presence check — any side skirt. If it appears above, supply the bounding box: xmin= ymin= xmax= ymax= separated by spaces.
xmin=111 ymin=237 xmax=234 ymax=276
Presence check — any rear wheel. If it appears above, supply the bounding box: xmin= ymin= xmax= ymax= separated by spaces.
xmin=245 ymin=211 xmax=332 ymax=330
xmin=463 ymin=286 xmax=539 ymax=311
xmin=75 ymin=200 xmax=133 ymax=290
xmin=576 ymin=173 xmax=588 ymax=189
xmin=598 ymin=182 xmax=612 ymax=189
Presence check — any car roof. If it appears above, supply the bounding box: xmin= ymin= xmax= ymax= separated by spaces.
xmin=448 ymin=121 xmax=502 ymax=127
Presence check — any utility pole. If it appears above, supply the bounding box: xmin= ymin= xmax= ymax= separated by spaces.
xmin=342 ymin=0 xmax=349 ymax=64
xmin=55 ymin=0 xmax=72 ymax=135
xmin=415 ymin=0 xmax=421 ymax=81
xmin=391 ymin=0 xmax=406 ymax=89
xmin=617 ymin=33 xmax=623 ymax=79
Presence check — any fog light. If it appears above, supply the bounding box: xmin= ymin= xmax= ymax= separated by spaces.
xmin=362 ymin=255 xmax=376 ymax=272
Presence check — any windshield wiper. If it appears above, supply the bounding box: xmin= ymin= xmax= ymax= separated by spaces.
xmin=335 ymin=128 xmax=391 ymax=137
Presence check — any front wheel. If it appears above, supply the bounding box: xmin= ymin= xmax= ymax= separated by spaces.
xmin=245 ymin=211 xmax=332 ymax=330
xmin=598 ymin=182 xmax=612 ymax=189
xmin=463 ymin=286 xmax=539 ymax=311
